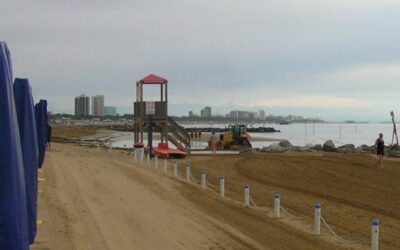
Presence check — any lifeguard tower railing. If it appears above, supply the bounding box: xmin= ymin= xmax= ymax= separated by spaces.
xmin=133 ymin=102 xmax=190 ymax=152
xmin=134 ymin=101 xmax=167 ymax=119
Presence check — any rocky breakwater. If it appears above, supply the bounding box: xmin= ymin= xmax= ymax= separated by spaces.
xmin=260 ymin=139 xmax=400 ymax=158
xmin=387 ymin=145 xmax=400 ymax=157
xmin=261 ymin=140 xmax=312 ymax=153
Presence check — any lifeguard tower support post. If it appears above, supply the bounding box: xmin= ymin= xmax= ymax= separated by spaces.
xmin=133 ymin=74 xmax=190 ymax=157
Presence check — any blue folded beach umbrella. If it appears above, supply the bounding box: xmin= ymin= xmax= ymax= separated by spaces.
xmin=0 ymin=42 xmax=29 ymax=249
xmin=14 ymin=78 xmax=39 ymax=244
xmin=34 ymin=99 xmax=48 ymax=168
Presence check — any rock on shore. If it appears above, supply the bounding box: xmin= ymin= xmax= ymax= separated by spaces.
xmin=322 ymin=140 xmax=336 ymax=152
xmin=336 ymin=144 xmax=355 ymax=154
xmin=279 ymin=140 xmax=292 ymax=148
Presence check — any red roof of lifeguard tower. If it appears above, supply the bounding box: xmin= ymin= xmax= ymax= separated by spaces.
xmin=139 ymin=74 xmax=168 ymax=84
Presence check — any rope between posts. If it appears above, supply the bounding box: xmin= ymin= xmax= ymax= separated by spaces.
xmin=206 ymin=180 xmax=216 ymax=188
xmin=280 ymin=206 xmax=313 ymax=220
xmin=249 ymin=196 xmax=259 ymax=208
xmin=249 ymin=196 xmax=274 ymax=213
xmin=320 ymin=215 xmax=370 ymax=244
xmin=190 ymin=174 xmax=200 ymax=184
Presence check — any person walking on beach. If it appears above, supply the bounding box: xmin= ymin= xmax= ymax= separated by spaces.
xmin=375 ymin=133 xmax=384 ymax=168
xmin=209 ymin=132 xmax=219 ymax=154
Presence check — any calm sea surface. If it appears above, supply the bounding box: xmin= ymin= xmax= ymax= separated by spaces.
xmin=112 ymin=123 xmax=394 ymax=149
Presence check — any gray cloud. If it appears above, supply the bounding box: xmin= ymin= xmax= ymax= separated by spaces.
xmin=1 ymin=0 xmax=400 ymax=121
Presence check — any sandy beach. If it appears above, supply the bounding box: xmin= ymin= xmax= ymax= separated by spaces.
xmin=31 ymin=138 xmax=400 ymax=249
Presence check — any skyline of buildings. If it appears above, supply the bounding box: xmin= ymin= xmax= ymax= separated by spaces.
xmin=227 ymin=110 xmax=259 ymax=119
xmin=72 ymin=99 xmax=313 ymax=121
xmin=74 ymin=94 xmax=117 ymax=117
xmin=189 ymin=106 xmax=268 ymax=120
xmin=69 ymin=101 xmax=319 ymax=122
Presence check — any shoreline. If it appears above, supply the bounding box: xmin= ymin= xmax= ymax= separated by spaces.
xmin=51 ymin=126 xmax=400 ymax=157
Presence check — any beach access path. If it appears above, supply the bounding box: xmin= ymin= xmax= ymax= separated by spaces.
xmin=32 ymin=143 xmax=260 ymax=249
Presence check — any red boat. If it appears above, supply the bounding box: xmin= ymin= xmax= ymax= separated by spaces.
xmin=152 ymin=143 xmax=188 ymax=159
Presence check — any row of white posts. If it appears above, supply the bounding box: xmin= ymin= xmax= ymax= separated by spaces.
xmin=133 ymin=150 xmax=381 ymax=250
xmin=250 ymin=188 xmax=380 ymax=250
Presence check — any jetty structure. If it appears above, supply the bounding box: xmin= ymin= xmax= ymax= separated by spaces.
xmin=133 ymin=74 xmax=190 ymax=158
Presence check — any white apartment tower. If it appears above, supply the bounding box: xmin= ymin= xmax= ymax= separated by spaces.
xmin=91 ymin=95 xmax=105 ymax=116
xmin=259 ymin=110 xmax=266 ymax=120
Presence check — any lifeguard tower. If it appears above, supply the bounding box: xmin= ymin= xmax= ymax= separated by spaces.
xmin=133 ymin=74 xmax=190 ymax=158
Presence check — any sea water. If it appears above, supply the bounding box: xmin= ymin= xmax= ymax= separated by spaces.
xmin=111 ymin=123 xmax=394 ymax=149
xmin=252 ymin=123 xmax=393 ymax=147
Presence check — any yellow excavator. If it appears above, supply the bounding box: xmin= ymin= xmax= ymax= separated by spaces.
xmin=220 ymin=125 xmax=252 ymax=150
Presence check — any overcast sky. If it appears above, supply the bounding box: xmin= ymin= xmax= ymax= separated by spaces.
xmin=1 ymin=0 xmax=400 ymax=121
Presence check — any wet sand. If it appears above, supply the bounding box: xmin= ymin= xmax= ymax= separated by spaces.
xmin=53 ymin=126 xmax=279 ymax=144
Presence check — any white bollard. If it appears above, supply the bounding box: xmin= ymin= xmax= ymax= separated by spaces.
xmin=146 ymin=153 xmax=150 ymax=167
xmin=140 ymin=149 xmax=144 ymax=164
xmin=201 ymin=171 xmax=206 ymax=189
xmin=314 ymin=203 xmax=321 ymax=235
xmin=109 ymin=141 xmax=112 ymax=153
xmin=219 ymin=176 xmax=225 ymax=198
xmin=244 ymin=185 xmax=250 ymax=207
xmin=134 ymin=148 xmax=137 ymax=162
xmin=163 ymin=159 xmax=168 ymax=173
xmin=173 ymin=161 xmax=178 ymax=177
xmin=274 ymin=193 xmax=281 ymax=218
xmin=371 ymin=220 xmax=380 ymax=250
xmin=185 ymin=163 xmax=191 ymax=182
xmin=154 ymin=155 xmax=158 ymax=169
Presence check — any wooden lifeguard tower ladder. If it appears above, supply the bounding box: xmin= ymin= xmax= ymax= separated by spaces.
xmin=133 ymin=74 xmax=190 ymax=156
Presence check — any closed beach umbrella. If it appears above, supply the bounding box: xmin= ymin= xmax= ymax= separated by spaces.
xmin=14 ymin=78 xmax=39 ymax=244
xmin=0 ymin=42 xmax=29 ymax=249
xmin=34 ymin=99 xmax=48 ymax=168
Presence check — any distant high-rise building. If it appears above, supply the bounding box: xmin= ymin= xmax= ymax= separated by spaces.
xmin=238 ymin=111 xmax=249 ymax=119
xmin=104 ymin=106 xmax=117 ymax=116
xmin=201 ymin=106 xmax=212 ymax=117
xmin=249 ymin=112 xmax=258 ymax=120
xmin=205 ymin=106 xmax=212 ymax=117
xmin=259 ymin=110 xmax=266 ymax=120
xmin=229 ymin=110 xmax=239 ymax=118
xmin=188 ymin=111 xmax=194 ymax=117
xmin=92 ymin=95 xmax=105 ymax=116
xmin=74 ymin=94 xmax=90 ymax=117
